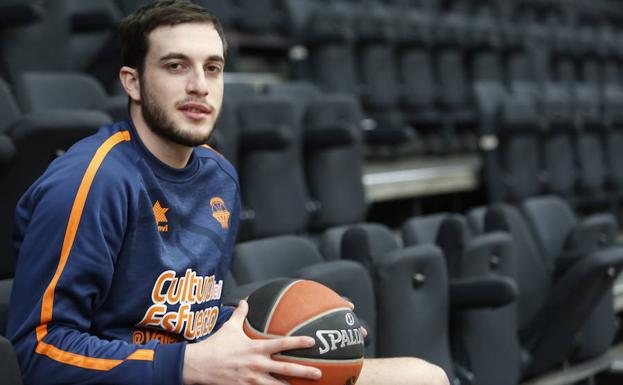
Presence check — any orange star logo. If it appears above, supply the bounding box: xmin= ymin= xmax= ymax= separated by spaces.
xmin=153 ymin=200 xmax=169 ymax=232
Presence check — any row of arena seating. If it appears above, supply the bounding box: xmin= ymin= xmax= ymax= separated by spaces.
xmin=4 ymin=68 xmax=623 ymax=233
xmin=1 ymin=192 xmax=622 ymax=385
xmin=4 ymin=0 xmax=623 ymax=158
xmin=222 ymin=195 xmax=623 ymax=385
xmin=3 ymin=74 xmax=621 ymax=384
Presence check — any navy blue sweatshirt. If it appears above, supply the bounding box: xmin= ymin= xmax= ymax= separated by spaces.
xmin=6 ymin=120 xmax=240 ymax=385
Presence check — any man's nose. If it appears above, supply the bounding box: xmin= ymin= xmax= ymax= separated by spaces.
xmin=186 ymin=70 xmax=209 ymax=96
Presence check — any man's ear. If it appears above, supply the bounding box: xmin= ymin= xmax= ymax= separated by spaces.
xmin=119 ymin=66 xmax=141 ymax=103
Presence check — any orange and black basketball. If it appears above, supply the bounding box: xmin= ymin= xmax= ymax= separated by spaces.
xmin=243 ymin=279 xmax=365 ymax=385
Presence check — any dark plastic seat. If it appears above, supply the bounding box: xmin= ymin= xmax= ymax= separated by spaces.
xmin=235 ymin=96 xmax=310 ymax=239
xmin=235 ymin=0 xmax=289 ymax=34
xmin=434 ymin=8 xmax=479 ymax=153
xmin=207 ymin=102 xmax=239 ymax=170
xmin=603 ymin=85 xmax=623 ymax=196
xmin=402 ymin=213 xmax=521 ymax=385
xmin=394 ymin=8 xmax=447 ymax=154
xmin=0 ymin=336 xmax=22 ymax=385
xmin=539 ymin=82 xmax=578 ymax=200
xmin=320 ymin=221 xmax=517 ymax=385
xmin=572 ymin=83 xmax=612 ymax=209
xmin=0 ymin=0 xmax=122 ymax=88
xmin=475 ymin=80 xmax=543 ymax=203
xmin=468 ymin=197 xmax=623 ymax=379
xmin=13 ymin=71 xmax=126 ymax=120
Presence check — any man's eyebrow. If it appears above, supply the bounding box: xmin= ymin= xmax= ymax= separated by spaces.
xmin=159 ymin=53 xmax=225 ymax=64
xmin=159 ymin=52 xmax=189 ymax=62
xmin=206 ymin=55 xmax=225 ymax=64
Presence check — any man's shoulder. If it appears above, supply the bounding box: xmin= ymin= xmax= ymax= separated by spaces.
xmin=40 ymin=121 xmax=139 ymax=190
xmin=195 ymin=144 xmax=239 ymax=185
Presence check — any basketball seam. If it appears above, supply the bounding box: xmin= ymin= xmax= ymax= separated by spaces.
xmin=263 ymin=280 xmax=300 ymax=333
xmin=285 ymin=307 xmax=353 ymax=336
xmin=244 ymin=319 xmax=283 ymax=339
xmin=273 ymin=355 xmax=365 ymax=364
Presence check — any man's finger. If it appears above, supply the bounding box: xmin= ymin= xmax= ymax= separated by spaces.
xmin=228 ymin=299 xmax=249 ymax=326
xmin=269 ymin=360 xmax=322 ymax=381
xmin=258 ymin=335 xmax=315 ymax=354
xmin=360 ymin=326 xmax=368 ymax=338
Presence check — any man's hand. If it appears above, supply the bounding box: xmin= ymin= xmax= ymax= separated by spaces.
xmin=183 ymin=300 xmax=323 ymax=385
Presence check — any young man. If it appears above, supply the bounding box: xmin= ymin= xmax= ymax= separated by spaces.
xmin=7 ymin=1 xmax=448 ymax=384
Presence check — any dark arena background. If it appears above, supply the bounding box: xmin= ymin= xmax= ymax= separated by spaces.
xmin=2 ymin=0 xmax=623 ymax=384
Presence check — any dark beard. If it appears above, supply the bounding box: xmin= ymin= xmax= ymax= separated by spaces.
xmin=140 ymin=80 xmax=216 ymax=147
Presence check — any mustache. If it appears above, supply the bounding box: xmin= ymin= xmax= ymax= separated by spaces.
xmin=174 ymin=98 xmax=214 ymax=111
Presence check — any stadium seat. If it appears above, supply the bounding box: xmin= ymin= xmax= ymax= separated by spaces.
xmin=0 ymin=0 xmax=42 ymax=31
xmin=475 ymin=80 xmax=543 ymax=203
xmin=208 ymin=102 xmax=239 ymax=169
xmin=301 ymin=94 xmax=368 ymax=231
xmin=235 ymin=96 xmax=310 ymax=239
xmin=320 ymin=221 xmax=518 ymax=384
xmin=468 ymin=199 xmax=623 ymax=379
xmin=13 ymin=71 xmax=127 ymax=120
xmin=394 ymin=8 xmax=447 ymax=154
xmin=401 ymin=213 xmax=521 ymax=385
xmin=319 ymin=223 xmax=456 ymax=380
xmin=0 ymin=0 xmax=122 ymax=88
xmin=573 ymin=83 xmax=612 ymax=209
xmin=520 ymin=196 xmax=620 ymax=363
xmin=114 ymin=0 xmax=150 ymax=15
xmin=194 ymin=0 xmax=236 ymax=29
xmin=0 ymin=336 xmax=22 ymax=385
xmin=235 ymin=0 xmax=289 ymax=35
xmin=539 ymin=82 xmax=577 ymax=200
xmin=435 ymin=7 xmax=479 ymax=153
xmin=603 ymin=85 xmax=623 ymax=197
xmin=468 ymin=2 xmax=504 ymax=83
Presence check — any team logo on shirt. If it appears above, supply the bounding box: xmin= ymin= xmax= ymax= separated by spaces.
xmin=210 ymin=197 xmax=230 ymax=230
xmin=137 ymin=269 xmax=223 ymax=341
xmin=153 ymin=200 xmax=169 ymax=232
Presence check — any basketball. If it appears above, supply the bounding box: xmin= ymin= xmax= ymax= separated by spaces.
xmin=243 ymin=279 xmax=365 ymax=385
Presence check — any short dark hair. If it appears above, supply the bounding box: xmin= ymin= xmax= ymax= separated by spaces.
xmin=118 ymin=0 xmax=227 ymax=75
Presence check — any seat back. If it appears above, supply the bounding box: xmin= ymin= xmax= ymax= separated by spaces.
xmin=318 ymin=222 xmax=401 ymax=262
xmin=540 ymin=83 xmax=577 ymax=197
xmin=236 ymin=97 xmax=309 ymax=238
xmin=232 ymin=235 xmax=324 ymax=284
xmin=14 ymin=71 xmax=109 ymax=113
xmin=375 ymin=244 xmax=455 ymax=380
xmin=209 ymin=102 xmax=239 ymax=169
xmin=303 ymin=95 xmax=367 ymax=230
xmin=236 ymin=0 xmax=288 ymax=34
xmin=403 ymin=213 xmax=521 ymax=385
xmin=0 ymin=336 xmax=22 ymax=385
xmin=498 ymin=84 xmax=542 ymax=201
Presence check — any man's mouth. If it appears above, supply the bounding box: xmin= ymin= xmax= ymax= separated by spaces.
xmin=177 ymin=102 xmax=213 ymax=121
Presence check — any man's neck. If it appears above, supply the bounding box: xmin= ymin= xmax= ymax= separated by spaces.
xmin=130 ymin=106 xmax=194 ymax=169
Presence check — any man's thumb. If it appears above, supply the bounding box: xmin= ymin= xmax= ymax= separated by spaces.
xmin=230 ymin=299 xmax=249 ymax=325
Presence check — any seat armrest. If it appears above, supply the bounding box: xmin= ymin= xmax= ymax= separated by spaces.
xmin=450 ymin=276 xmax=517 ymax=310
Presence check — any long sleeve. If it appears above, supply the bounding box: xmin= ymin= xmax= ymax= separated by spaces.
xmin=6 ymin=131 xmax=185 ymax=385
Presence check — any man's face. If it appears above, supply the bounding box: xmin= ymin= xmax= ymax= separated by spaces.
xmin=139 ymin=23 xmax=225 ymax=147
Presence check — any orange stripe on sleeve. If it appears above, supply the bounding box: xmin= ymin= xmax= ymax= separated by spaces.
xmin=35 ymin=130 xmax=153 ymax=369
xmin=201 ymin=144 xmax=225 ymax=158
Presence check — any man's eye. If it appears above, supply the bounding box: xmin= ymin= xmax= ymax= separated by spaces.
xmin=206 ymin=65 xmax=223 ymax=74
xmin=167 ymin=63 xmax=184 ymax=71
